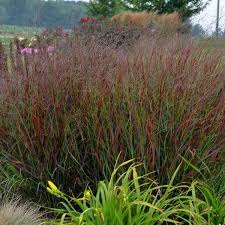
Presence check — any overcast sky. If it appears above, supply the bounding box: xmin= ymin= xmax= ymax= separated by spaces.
xmin=193 ymin=0 xmax=225 ymax=32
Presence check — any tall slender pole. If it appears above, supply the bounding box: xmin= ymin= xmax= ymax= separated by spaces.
xmin=216 ymin=0 xmax=220 ymax=37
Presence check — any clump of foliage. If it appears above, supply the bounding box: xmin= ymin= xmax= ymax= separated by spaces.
xmin=88 ymin=0 xmax=210 ymax=20
xmin=74 ymin=19 xmax=157 ymax=49
xmin=47 ymin=161 xmax=225 ymax=225
xmin=88 ymin=0 xmax=123 ymax=18
xmin=0 ymin=0 xmax=87 ymax=28
xmin=0 ymin=42 xmax=7 ymax=74
xmin=12 ymin=28 xmax=69 ymax=50
xmin=111 ymin=11 xmax=182 ymax=34
xmin=0 ymin=33 xmax=224 ymax=207
xmin=74 ymin=13 xmax=182 ymax=50
xmin=122 ymin=0 xmax=209 ymax=19
xmin=0 ymin=199 xmax=42 ymax=225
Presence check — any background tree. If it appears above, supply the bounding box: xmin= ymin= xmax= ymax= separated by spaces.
xmin=121 ymin=0 xmax=211 ymax=20
xmin=0 ymin=6 xmax=7 ymax=24
xmin=25 ymin=0 xmax=42 ymax=27
xmin=87 ymin=0 xmax=123 ymax=17
xmin=212 ymin=27 xmax=223 ymax=38
xmin=4 ymin=0 xmax=28 ymax=25
xmin=191 ymin=23 xmax=206 ymax=38
xmin=0 ymin=0 xmax=87 ymax=28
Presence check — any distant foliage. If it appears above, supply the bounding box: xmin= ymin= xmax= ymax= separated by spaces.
xmin=111 ymin=11 xmax=182 ymax=33
xmin=87 ymin=0 xmax=210 ymax=20
xmin=191 ymin=24 xmax=206 ymax=38
xmin=121 ymin=0 xmax=210 ymax=20
xmin=87 ymin=0 xmax=123 ymax=17
xmin=0 ymin=0 xmax=87 ymax=28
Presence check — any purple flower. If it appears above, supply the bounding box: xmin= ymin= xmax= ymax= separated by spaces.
xmin=20 ymin=48 xmax=33 ymax=55
xmin=19 ymin=46 xmax=56 ymax=56
xmin=47 ymin=46 xmax=55 ymax=53
xmin=34 ymin=48 xmax=39 ymax=54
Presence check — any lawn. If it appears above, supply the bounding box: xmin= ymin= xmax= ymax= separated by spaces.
xmin=0 ymin=25 xmax=43 ymax=47
xmin=196 ymin=37 xmax=225 ymax=51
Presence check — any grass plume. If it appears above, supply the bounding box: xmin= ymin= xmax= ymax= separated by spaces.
xmin=0 ymin=199 xmax=42 ymax=225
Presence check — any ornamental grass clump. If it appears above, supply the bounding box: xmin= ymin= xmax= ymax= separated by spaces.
xmin=111 ymin=11 xmax=182 ymax=34
xmin=0 ymin=35 xmax=224 ymax=206
xmin=0 ymin=200 xmax=42 ymax=225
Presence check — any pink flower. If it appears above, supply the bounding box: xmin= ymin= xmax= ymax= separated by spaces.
xmin=34 ymin=48 xmax=39 ymax=54
xmin=20 ymin=48 xmax=33 ymax=55
xmin=47 ymin=46 xmax=55 ymax=53
xmin=19 ymin=46 xmax=56 ymax=56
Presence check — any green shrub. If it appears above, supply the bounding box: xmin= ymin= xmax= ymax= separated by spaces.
xmin=46 ymin=161 xmax=225 ymax=225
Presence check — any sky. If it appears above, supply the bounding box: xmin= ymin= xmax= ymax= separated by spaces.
xmin=193 ymin=0 xmax=225 ymax=32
